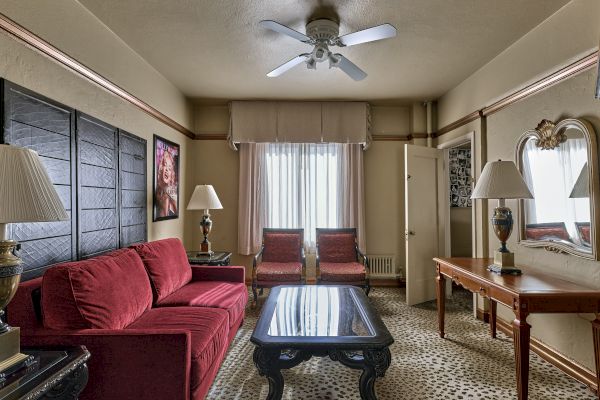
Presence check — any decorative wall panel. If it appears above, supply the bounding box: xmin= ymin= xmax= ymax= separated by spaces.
xmin=1 ymin=79 xmax=148 ymax=279
xmin=2 ymin=81 xmax=76 ymax=280
xmin=77 ymin=113 xmax=119 ymax=258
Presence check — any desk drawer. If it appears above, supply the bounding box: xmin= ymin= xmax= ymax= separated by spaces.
xmin=450 ymin=273 xmax=489 ymax=297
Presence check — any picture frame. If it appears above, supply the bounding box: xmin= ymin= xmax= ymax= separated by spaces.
xmin=153 ymin=135 xmax=180 ymax=221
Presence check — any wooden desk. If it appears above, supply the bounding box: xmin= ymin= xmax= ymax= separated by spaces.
xmin=434 ymin=257 xmax=600 ymax=400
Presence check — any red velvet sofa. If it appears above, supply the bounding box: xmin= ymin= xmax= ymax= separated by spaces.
xmin=8 ymin=238 xmax=248 ymax=400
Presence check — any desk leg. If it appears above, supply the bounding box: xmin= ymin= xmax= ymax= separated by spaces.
xmin=512 ymin=311 xmax=531 ymax=400
xmin=592 ymin=316 xmax=600 ymax=399
xmin=436 ymin=267 xmax=446 ymax=339
xmin=490 ymin=299 xmax=497 ymax=339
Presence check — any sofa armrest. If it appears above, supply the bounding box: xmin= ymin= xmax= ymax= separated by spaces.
xmin=21 ymin=329 xmax=191 ymax=400
xmin=191 ymin=265 xmax=245 ymax=283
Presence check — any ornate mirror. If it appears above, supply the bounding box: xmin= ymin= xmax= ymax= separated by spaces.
xmin=516 ymin=118 xmax=600 ymax=259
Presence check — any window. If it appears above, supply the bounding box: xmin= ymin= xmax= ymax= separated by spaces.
xmin=238 ymin=142 xmax=365 ymax=255
xmin=262 ymin=142 xmax=344 ymax=248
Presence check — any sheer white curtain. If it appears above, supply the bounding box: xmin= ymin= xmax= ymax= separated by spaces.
xmin=238 ymin=142 xmax=365 ymax=254
xmin=522 ymin=138 xmax=589 ymax=242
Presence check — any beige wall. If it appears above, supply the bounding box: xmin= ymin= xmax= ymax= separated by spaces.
xmin=438 ymin=0 xmax=599 ymax=128
xmin=0 ymin=14 xmax=192 ymax=243
xmin=486 ymin=68 xmax=600 ymax=371
xmin=436 ymin=0 xmax=600 ymax=373
xmin=450 ymin=208 xmax=472 ymax=257
xmin=191 ymin=104 xmax=412 ymax=278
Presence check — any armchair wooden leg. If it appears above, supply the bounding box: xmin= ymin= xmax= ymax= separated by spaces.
xmin=365 ymin=282 xmax=371 ymax=296
xmin=252 ymin=283 xmax=258 ymax=306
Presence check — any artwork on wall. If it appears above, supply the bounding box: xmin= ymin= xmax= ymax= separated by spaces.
xmin=153 ymin=135 xmax=180 ymax=221
xmin=449 ymin=148 xmax=472 ymax=207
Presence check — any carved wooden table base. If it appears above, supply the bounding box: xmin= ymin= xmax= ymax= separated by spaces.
xmin=252 ymin=347 xmax=392 ymax=400
xmin=435 ymin=257 xmax=600 ymax=400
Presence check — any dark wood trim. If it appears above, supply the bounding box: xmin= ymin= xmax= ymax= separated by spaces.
xmin=482 ymin=52 xmax=598 ymax=117
xmin=408 ymin=133 xmax=429 ymax=140
xmin=436 ymin=51 xmax=598 ymax=137
xmin=0 ymin=12 xmax=196 ymax=139
xmin=495 ymin=317 xmax=598 ymax=395
xmin=372 ymin=134 xmax=410 ymax=141
xmin=195 ymin=133 xmax=228 ymax=140
xmin=194 ymin=133 xmax=413 ymax=142
xmin=437 ymin=111 xmax=482 ymax=136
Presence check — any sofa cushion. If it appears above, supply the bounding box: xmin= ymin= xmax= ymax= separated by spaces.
xmin=126 ymin=307 xmax=229 ymax=390
xmin=131 ymin=238 xmax=192 ymax=302
xmin=42 ymin=248 xmax=152 ymax=330
xmin=318 ymin=233 xmax=357 ymax=263
xmin=262 ymin=232 xmax=302 ymax=263
xmin=256 ymin=262 xmax=302 ymax=282
xmin=157 ymin=281 xmax=248 ymax=329
xmin=320 ymin=261 xmax=366 ymax=282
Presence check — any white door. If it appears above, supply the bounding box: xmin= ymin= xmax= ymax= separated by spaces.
xmin=405 ymin=144 xmax=446 ymax=306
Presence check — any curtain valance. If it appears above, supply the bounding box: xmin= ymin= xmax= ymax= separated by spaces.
xmin=228 ymin=101 xmax=371 ymax=149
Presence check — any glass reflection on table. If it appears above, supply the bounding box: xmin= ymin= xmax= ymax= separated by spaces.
xmin=267 ymin=286 xmax=373 ymax=337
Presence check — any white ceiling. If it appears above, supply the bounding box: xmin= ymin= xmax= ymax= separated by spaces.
xmin=79 ymin=0 xmax=568 ymax=103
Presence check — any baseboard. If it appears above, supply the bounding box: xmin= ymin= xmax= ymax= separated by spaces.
xmin=476 ymin=308 xmax=490 ymax=323
xmin=476 ymin=309 xmax=597 ymax=394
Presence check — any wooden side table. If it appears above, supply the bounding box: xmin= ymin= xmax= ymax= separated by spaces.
xmin=0 ymin=346 xmax=90 ymax=400
xmin=187 ymin=251 xmax=232 ymax=266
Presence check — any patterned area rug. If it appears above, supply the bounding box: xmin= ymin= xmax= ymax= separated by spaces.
xmin=207 ymin=287 xmax=595 ymax=399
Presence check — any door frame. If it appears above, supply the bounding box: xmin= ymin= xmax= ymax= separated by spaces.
xmin=437 ymin=132 xmax=476 ymax=258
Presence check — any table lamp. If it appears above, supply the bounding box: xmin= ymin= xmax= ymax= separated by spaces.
xmin=471 ymin=160 xmax=533 ymax=274
xmin=187 ymin=185 xmax=223 ymax=255
xmin=0 ymin=144 xmax=68 ymax=371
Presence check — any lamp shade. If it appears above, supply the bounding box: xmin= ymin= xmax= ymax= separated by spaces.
xmin=471 ymin=160 xmax=533 ymax=200
xmin=187 ymin=185 xmax=223 ymax=210
xmin=569 ymin=163 xmax=589 ymax=198
xmin=0 ymin=145 xmax=68 ymax=223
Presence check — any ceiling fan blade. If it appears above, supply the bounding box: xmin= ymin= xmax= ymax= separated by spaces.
xmin=338 ymin=23 xmax=397 ymax=47
xmin=259 ymin=20 xmax=311 ymax=43
xmin=267 ymin=54 xmax=309 ymax=77
xmin=331 ymin=54 xmax=367 ymax=81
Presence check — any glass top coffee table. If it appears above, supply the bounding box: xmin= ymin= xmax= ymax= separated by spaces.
xmin=250 ymin=285 xmax=394 ymax=400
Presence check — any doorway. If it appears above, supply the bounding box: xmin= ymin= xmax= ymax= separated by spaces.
xmin=437 ymin=133 xmax=476 ymax=259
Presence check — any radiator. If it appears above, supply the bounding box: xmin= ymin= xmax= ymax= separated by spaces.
xmin=367 ymin=255 xmax=398 ymax=279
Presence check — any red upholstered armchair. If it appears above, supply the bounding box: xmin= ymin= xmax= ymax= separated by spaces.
xmin=316 ymin=228 xmax=370 ymax=295
xmin=252 ymin=228 xmax=306 ymax=304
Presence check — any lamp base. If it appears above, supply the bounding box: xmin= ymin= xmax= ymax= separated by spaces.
xmin=489 ymin=251 xmax=521 ymax=274
xmin=0 ymin=328 xmax=33 ymax=376
xmin=200 ymin=240 xmax=212 ymax=255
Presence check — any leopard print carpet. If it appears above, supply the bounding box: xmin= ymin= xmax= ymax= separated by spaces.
xmin=206 ymin=287 xmax=595 ymax=399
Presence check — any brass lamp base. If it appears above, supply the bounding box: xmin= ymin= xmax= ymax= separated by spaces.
xmin=488 ymin=250 xmax=521 ymax=274
xmin=199 ymin=212 xmax=214 ymax=255
xmin=0 ymin=328 xmax=32 ymax=376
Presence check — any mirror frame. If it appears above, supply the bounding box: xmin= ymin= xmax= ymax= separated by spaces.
xmin=515 ymin=118 xmax=600 ymax=260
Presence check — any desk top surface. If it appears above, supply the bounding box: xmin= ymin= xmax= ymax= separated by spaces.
xmin=434 ymin=257 xmax=600 ymax=297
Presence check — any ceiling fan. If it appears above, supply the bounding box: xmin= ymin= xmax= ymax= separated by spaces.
xmin=260 ymin=18 xmax=397 ymax=81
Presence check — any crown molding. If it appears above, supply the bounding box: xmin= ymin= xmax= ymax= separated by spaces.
xmin=436 ymin=51 xmax=598 ymax=137
xmin=0 ymin=12 xmax=196 ymax=139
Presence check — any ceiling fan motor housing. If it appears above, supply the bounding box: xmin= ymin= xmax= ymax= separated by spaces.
xmin=306 ymin=19 xmax=340 ymax=42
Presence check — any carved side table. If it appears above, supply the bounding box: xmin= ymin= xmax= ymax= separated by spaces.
xmin=0 ymin=346 xmax=90 ymax=400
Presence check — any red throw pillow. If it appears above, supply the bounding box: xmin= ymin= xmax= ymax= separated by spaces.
xmin=42 ymin=248 xmax=152 ymax=330
xmin=131 ymin=238 xmax=192 ymax=302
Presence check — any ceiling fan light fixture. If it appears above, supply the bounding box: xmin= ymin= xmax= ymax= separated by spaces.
xmin=260 ymin=17 xmax=396 ymax=80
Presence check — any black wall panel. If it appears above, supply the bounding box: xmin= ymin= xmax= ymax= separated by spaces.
xmin=2 ymin=82 xmax=76 ymax=280
xmin=1 ymin=80 xmax=148 ymax=279
xmin=119 ymin=131 xmax=147 ymax=246
xmin=77 ymin=113 xmax=119 ymax=258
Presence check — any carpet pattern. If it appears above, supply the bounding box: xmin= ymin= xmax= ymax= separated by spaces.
xmin=207 ymin=287 xmax=595 ymax=399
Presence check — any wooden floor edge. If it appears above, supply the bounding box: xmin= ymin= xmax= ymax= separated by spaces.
xmin=477 ymin=311 xmax=598 ymax=395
